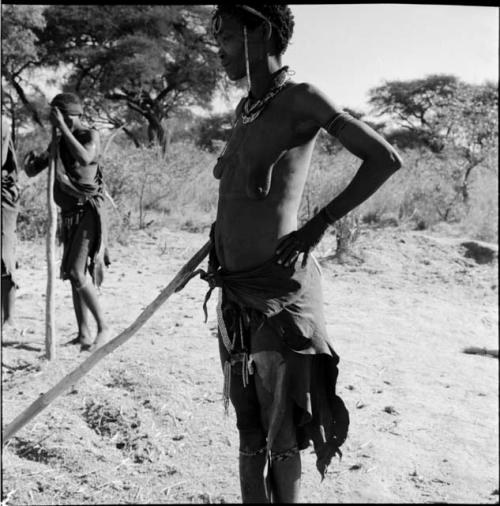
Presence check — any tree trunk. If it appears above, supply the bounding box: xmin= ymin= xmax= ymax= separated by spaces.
xmin=146 ymin=114 xmax=168 ymax=154
xmin=123 ymin=128 xmax=141 ymax=148
xmin=3 ymin=69 xmax=44 ymax=128
xmin=460 ymin=158 xmax=483 ymax=204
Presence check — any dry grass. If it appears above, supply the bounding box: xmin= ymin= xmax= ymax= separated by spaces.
xmin=14 ymin=137 xmax=498 ymax=247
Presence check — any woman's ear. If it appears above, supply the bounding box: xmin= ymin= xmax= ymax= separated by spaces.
xmin=263 ymin=20 xmax=272 ymax=41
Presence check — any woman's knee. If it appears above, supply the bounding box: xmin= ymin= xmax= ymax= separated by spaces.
xmin=239 ymin=428 xmax=266 ymax=456
xmin=68 ymin=267 xmax=87 ymax=289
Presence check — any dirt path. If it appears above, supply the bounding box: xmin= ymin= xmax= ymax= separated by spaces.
xmin=2 ymin=226 xmax=498 ymax=504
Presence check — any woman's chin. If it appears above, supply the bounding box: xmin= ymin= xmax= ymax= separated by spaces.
xmin=225 ymin=68 xmax=245 ymax=82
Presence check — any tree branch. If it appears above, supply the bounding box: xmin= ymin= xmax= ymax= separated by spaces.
xmin=2 ymin=67 xmax=44 ymax=128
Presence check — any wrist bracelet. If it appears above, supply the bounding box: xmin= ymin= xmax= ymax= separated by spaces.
xmin=320 ymin=207 xmax=336 ymax=226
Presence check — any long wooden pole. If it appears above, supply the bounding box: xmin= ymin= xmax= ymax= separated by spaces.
xmin=2 ymin=240 xmax=211 ymax=444
xmin=45 ymin=126 xmax=57 ymax=360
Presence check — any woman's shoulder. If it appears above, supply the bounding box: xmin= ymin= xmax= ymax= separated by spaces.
xmin=284 ymin=80 xmax=329 ymax=99
xmin=281 ymin=80 xmax=340 ymax=123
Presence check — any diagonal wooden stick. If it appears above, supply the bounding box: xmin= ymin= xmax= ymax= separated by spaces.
xmin=2 ymin=240 xmax=211 ymax=444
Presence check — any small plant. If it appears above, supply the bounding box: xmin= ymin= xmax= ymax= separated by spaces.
xmin=333 ymin=213 xmax=361 ymax=260
xmin=82 ymin=399 xmax=159 ymax=463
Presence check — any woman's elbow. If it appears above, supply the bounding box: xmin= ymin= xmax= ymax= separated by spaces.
xmin=377 ymin=144 xmax=402 ymax=173
xmin=76 ymin=154 xmax=94 ymax=166
xmin=24 ymin=162 xmax=41 ymax=178
xmin=389 ymin=148 xmax=403 ymax=172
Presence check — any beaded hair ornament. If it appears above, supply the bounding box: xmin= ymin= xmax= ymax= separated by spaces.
xmin=212 ymin=5 xmax=281 ymax=91
xmin=211 ymin=5 xmax=292 ymax=124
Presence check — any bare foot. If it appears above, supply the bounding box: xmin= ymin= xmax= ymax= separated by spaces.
xmin=64 ymin=336 xmax=81 ymax=346
xmin=88 ymin=326 xmax=112 ymax=352
xmin=79 ymin=333 xmax=94 ymax=351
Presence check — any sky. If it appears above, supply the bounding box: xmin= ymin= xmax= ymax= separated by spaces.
xmin=215 ymin=4 xmax=498 ymax=114
xmin=285 ymin=4 xmax=499 ymax=112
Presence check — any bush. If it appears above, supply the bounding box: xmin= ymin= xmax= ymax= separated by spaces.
xmin=16 ymin=171 xmax=49 ymax=241
xmin=13 ymin=128 xmax=498 ymax=248
xmin=299 ymin=148 xmax=359 ymax=224
xmin=101 ymin=140 xmax=218 ymax=234
xmin=457 ymin=161 xmax=498 ymax=243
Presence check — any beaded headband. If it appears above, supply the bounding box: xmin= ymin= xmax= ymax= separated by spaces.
xmin=211 ymin=5 xmax=279 ymax=36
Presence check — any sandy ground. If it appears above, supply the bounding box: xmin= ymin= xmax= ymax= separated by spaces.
xmin=1 ymin=224 xmax=498 ymax=504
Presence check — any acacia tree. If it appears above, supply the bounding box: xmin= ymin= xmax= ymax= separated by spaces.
xmin=369 ymin=74 xmax=498 ymax=216
xmin=368 ymin=74 xmax=464 ymax=153
xmin=453 ymin=82 xmax=498 ymax=203
xmin=38 ymin=5 xmax=225 ymax=152
xmin=1 ymin=4 xmax=47 ymax=132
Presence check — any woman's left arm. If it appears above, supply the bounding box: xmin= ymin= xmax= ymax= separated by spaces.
xmin=275 ymin=83 xmax=402 ymax=267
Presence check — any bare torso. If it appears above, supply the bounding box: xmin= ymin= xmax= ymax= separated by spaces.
xmin=214 ymin=82 xmax=320 ymax=271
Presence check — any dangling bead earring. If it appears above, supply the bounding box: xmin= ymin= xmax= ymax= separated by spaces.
xmin=243 ymin=26 xmax=252 ymax=92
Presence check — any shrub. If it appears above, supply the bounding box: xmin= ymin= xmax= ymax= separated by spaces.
xmin=12 ymin=128 xmax=498 ymax=249
xmin=100 ymin=140 xmax=218 ymax=233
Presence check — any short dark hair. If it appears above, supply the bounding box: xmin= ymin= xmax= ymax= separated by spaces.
xmin=214 ymin=4 xmax=294 ymax=55
xmin=51 ymin=92 xmax=83 ymax=116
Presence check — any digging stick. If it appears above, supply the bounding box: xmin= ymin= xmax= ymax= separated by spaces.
xmin=45 ymin=126 xmax=58 ymax=360
xmin=2 ymin=240 xmax=211 ymax=444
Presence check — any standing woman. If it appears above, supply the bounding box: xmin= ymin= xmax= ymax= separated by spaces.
xmin=1 ymin=113 xmax=20 ymax=331
xmin=207 ymin=4 xmax=402 ymax=503
xmin=24 ymin=93 xmax=111 ymax=351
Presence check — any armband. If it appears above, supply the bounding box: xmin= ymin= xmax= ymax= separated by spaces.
xmin=323 ymin=111 xmax=353 ymax=137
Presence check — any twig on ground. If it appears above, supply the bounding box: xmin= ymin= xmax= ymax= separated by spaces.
xmin=133 ymin=486 xmax=142 ymax=502
xmin=1 ymin=489 xmax=17 ymax=505
xmin=161 ymin=480 xmax=186 ymax=497
xmin=17 ymin=433 xmax=52 ymax=457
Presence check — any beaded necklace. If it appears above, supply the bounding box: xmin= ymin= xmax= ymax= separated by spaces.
xmin=216 ymin=66 xmax=292 ymax=163
xmin=240 ymin=66 xmax=291 ymax=124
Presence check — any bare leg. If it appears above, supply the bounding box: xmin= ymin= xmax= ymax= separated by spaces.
xmin=270 ymin=453 xmax=301 ymax=503
xmin=76 ymin=280 xmax=110 ymax=349
xmin=71 ymin=282 xmax=93 ymax=348
xmin=218 ymin=338 xmax=270 ymax=503
xmin=251 ymin=347 xmax=302 ymax=503
xmin=239 ymin=452 xmax=269 ymax=503
xmin=1 ymin=275 xmax=16 ymax=327
xmin=66 ymin=207 xmax=110 ymax=350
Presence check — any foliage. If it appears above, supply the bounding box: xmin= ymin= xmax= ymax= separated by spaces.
xmin=369 ymin=74 xmax=461 ymax=152
xmin=299 ymin=148 xmax=359 ymax=224
xmin=369 ymin=74 xmax=498 ymax=219
xmin=101 ymin=140 xmax=219 ymax=235
xmin=192 ymin=111 xmax=235 ymax=152
xmin=11 ymin=70 xmax=498 ymax=247
xmin=38 ymin=5 xmax=227 ymax=152
xmin=1 ymin=4 xmax=47 ymax=130
xmin=15 ymin=133 xmax=498 ymax=247
xmin=369 ymin=75 xmax=497 ymax=155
